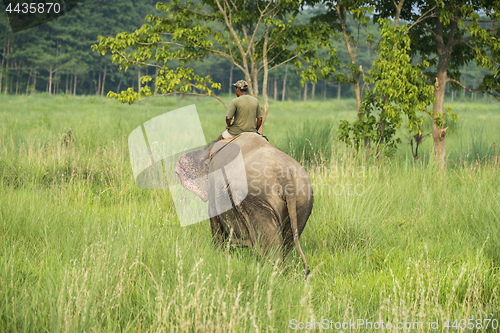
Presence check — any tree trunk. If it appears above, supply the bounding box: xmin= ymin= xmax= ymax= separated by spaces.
xmin=303 ymin=83 xmax=307 ymax=101
xmin=33 ymin=74 xmax=37 ymax=93
xmin=15 ymin=79 xmax=18 ymax=95
xmin=4 ymin=37 xmax=9 ymax=94
xmin=49 ymin=67 xmax=53 ymax=95
xmin=336 ymin=3 xmax=361 ymax=115
xmin=97 ymin=68 xmax=102 ymax=95
xmin=73 ymin=73 xmax=77 ymax=95
xmin=354 ymin=75 xmax=362 ymax=118
xmin=282 ymin=63 xmax=288 ymax=102
xmin=138 ymin=70 xmax=141 ymax=92
xmin=431 ymin=17 xmax=455 ymax=168
xmin=55 ymin=39 xmax=60 ymax=95
xmin=337 ymin=83 xmax=341 ymax=100
xmin=251 ymin=66 xmax=259 ymax=99
xmin=65 ymin=74 xmax=69 ymax=94
xmin=228 ymin=63 xmax=233 ymax=96
xmin=311 ymin=83 xmax=315 ymax=100
xmin=249 ymin=42 xmax=260 ymax=101
xmin=26 ymin=71 xmax=31 ymax=95
xmin=323 ymin=80 xmax=326 ymax=99
xmin=273 ymin=77 xmax=277 ymax=100
xmin=259 ymin=27 xmax=270 ymax=134
xmin=101 ymin=65 xmax=107 ymax=96
xmin=116 ymin=78 xmax=122 ymax=93
xmin=432 ymin=73 xmax=447 ymax=167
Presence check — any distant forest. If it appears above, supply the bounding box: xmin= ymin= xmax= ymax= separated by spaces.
xmin=0 ymin=0 xmax=492 ymax=101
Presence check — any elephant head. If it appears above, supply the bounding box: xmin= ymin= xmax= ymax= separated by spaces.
xmin=175 ymin=145 xmax=211 ymax=202
xmin=174 ymin=141 xmax=245 ymax=204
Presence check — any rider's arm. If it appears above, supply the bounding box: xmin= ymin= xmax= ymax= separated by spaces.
xmin=256 ymin=117 xmax=262 ymax=131
xmin=226 ymin=116 xmax=232 ymax=129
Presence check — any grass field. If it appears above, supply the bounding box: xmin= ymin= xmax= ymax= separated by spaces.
xmin=0 ymin=94 xmax=499 ymax=332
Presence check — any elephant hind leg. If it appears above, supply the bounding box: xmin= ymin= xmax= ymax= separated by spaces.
xmin=248 ymin=236 xmax=284 ymax=271
xmin=210 ymin=216 xmax=228 ymax=249
xmin=285 ymin=192 xmax=310 ymax=277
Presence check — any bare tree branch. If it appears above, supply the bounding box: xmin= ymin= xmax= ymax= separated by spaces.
xmin=447 ymin=78 xmax=482 ymax=92
xmin=268 ymin=55 xmax=299 ymax=72
xmin=139 ymin=91 xmax=228 ymax=108
xmin=214 ymin=0 xmax=253 ymax=93
xmin=139 ymin=41 xmax=184 ymax=47
xmin=247 ymin=0 xmax=274 ymax=54
xmin=407 ymin=6 xmax=436 ymax=31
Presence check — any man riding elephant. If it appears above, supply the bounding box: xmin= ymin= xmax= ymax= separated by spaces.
xmin=218 ymin=80 xmax=263 ymax=141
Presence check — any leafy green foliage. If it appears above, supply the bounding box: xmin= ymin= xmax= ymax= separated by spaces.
xmin=395 ymin=0 xmax=500 ymax=100
xmin=338 ymin=19 xmax=434 ymax=156
xmin=92 ymin=0 xmax=339 ymax=110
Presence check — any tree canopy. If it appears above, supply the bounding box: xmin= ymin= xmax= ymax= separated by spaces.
xmin=319 ymin=0 xmax=500 ymax=161
xmin=92 ymin=0 xmax=340 ymax=129
xmin=388 ymin=0 xmax=500 ymax=165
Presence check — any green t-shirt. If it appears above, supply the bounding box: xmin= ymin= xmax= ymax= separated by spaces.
xmin=226 ymin=95 xmax=263 ymax=136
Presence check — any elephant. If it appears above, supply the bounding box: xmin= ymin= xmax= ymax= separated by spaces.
xmin=175 ymin=132 xmax=313 ymax=275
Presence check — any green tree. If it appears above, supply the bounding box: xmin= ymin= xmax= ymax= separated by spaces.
xmin=338 ymin=18 xmax=434 ymax=156
xmin=378 ymin=0 xmax=500 ymax=166
xmin=325 ymin=0 xmax=499 ymax=161
xmin=312 ymin=0 xmax=434 ymax=156
xmin=93 ymin=0 xmax=339 ymax=131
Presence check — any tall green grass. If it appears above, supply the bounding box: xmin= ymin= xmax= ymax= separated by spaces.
xmin=0 ymin=94 xmax=499 ymax=331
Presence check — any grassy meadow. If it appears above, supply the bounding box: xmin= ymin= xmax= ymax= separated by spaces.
xmin=0 ymin=93 xmax=499 ymax=332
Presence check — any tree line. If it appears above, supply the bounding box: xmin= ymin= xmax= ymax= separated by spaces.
xmin=0 ymin=0 xmax=369 ymax=99
xmin=0 ymin=0 xmax=160 ymax=96
xmin=0 ymin=0 xmax=493 ymax=101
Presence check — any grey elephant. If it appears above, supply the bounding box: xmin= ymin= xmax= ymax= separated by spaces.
xmin=175 ymin=132 xmax=313 ymax=275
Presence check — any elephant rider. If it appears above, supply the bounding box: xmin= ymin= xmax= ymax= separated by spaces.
xmin=218 ymin=80 xmax=263 ymax=141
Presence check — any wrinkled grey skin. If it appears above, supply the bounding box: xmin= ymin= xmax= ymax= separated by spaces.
xmin=175 ymin=132 xmax=313 ymax=274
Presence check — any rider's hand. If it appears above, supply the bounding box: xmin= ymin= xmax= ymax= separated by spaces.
xmin=226 ymin=126 xmax=231 ymax=129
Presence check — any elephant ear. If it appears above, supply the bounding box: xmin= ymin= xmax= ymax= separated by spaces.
xmin=175 ymin=148 xmax=210 ymax=202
